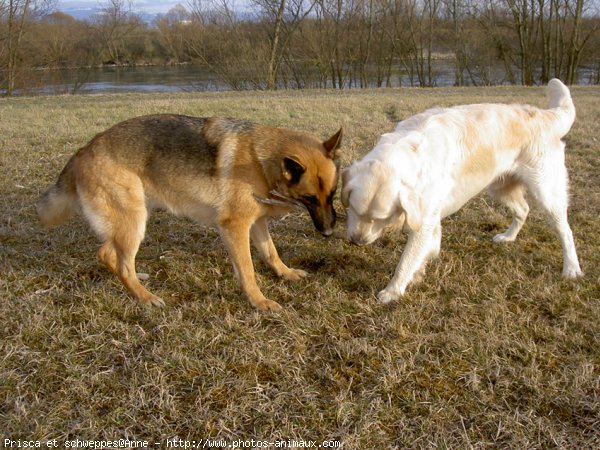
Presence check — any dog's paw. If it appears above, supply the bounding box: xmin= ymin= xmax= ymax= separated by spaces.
xmin=141 ymin=294 xmax=165 ymax=308
xmin=254 ymin=298 xmax=283 ymax=311
xmin=280 ymin=268 xmax=308 ymax=281
xmin=562 ymin=266 xmax=584 ymax=279
xmin=412 ymin=268 xmax=426 ymax=285
xmin=377 ymin=289 xmax=399 ymax=304
xmin=493 ymin=233 xmax=516 ymax=244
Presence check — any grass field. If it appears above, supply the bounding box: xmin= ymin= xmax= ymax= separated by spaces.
xmin=1 ymin=85 xmax=599 ymax=448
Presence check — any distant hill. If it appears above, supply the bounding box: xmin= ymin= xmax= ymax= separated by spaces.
xmin=56 ymin=0 xmax=182 ymax=22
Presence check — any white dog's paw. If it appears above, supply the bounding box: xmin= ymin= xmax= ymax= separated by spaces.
xmin=377 ymin=289 xmax=400 ymax=304
xmin=562 ymin=266 xmax=584 ymax=279
xmin=493 ymin=232 xmax=516 ymax=244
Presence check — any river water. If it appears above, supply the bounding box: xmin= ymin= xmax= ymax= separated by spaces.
xmin=12 ymin=62 xmax=598 ymax=96
xmin=27 ymin=65 xmax=224 ymax=95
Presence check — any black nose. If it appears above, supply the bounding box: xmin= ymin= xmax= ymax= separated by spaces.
xmin=309 ymin=205 xmax=336 ymax=237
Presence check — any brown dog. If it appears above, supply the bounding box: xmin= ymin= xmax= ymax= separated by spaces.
xmin=37 ymin=115 xmax=343 ymax=310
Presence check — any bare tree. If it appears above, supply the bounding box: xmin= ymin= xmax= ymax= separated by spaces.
xmin=308 ymin=0 xmax=359 ymax=89
xmin=3 ymin=0 xmax=600 ymax=95
xmin=91 ymin=0 xmax=141 ymax=65
xmin=185 ymin=0 xmax=262 ymax=89
xmin=474 ymin=0 xmax=518 ymax=84
xmin=401 ymin=0 xmax=442 ymax=86
xmin=39 ymin=11 xmax=76 ymax=66
xmin=252 ymin=0 xmax=315 ymax=89
xmin=505 ymin=0 xmax=542 ymax=84
xmin=562 ymin=0 xmax=599 ymax=83
xmin=443 ymin=0 xmax=470 ymax=85
xmin=155 ymin=4 xmax=193 ymax=63
xmin=1 ymin=0 xmax=53 ymax=95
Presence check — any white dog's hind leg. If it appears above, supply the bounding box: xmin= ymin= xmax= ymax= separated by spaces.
xmin=378 ymin=223 xmax=441 ymax=303
xmin=543 ymin=210 xmax=582 ymax=278
xmin=556 ymin=222 xmax=583 ymax=278
xmin=489 ymin=178 xmax=530 ymax=243
xmin=528 ymin=164 xmax=583 ymax=278
xmin=545 ymin=210 xmax=582 ymax=278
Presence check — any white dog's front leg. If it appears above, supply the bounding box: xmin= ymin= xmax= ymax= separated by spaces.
xmin=377 ymin=224 xmax=441 ymax=304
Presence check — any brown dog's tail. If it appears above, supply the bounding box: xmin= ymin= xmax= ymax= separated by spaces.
xmin=37 ymin=157 xmax=78 ymax=227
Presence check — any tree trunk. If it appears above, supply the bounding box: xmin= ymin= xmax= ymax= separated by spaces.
xmin=266 ymin=0 xmax=287 ymax=90
xmin=6 ymin=0 xmax=32 ymax=96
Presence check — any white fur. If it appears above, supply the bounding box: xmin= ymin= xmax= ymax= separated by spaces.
xmin=342 ymin=79 xmax=583 ymax=304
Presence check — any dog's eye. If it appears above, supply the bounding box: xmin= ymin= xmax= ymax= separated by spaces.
xmin=302 ymin=195 xmax=318 ymax=205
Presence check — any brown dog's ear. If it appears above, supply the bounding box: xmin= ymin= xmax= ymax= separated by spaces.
xmin=323 ymin=128 xmax=343 ymax=159
xmin=282 ymin=156 xmax=306 ymax=184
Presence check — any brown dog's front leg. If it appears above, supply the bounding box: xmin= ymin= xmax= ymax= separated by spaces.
xmin=219 ymin=218 xmax=282 ymax=311
xmin=250 ymin=216 xmax=308 ymax=281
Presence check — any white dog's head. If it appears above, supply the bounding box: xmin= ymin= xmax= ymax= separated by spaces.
xmin=341 ymin=158 xmax=422 ymax=246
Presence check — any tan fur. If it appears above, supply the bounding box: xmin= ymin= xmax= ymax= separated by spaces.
xmin=37 ymin=115 xmax=343 ymax=310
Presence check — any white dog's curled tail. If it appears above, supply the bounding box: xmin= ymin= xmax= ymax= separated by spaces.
xmin=547 ymin=78 xmax=575 ymax=137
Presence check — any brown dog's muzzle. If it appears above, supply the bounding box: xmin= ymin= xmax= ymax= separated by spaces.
xmin=306 ymin=203 xmax=336 ymax=237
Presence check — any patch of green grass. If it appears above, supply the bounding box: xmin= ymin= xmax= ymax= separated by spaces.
xmin=1 ymin=86 xmax=599 ymax=447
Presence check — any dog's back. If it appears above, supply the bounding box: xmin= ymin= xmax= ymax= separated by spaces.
xmin=38 ymin=115 xmax=336 ymax=224
xmin=395 ymin=79 xmax=575 ymax=148
xmin=93 ymin=114 xmax=233 ymax=173
xmin=38 ymin=115 xmax=255 ymax=226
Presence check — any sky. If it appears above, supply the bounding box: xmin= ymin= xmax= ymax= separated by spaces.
xmin=56 ymin=0 xmax=185 ymax=20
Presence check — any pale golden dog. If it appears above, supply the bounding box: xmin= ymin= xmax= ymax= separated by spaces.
xmin=342 ymin=79 xmax=583 ymax=303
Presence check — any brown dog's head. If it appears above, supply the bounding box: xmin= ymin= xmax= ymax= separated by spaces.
xmin=279 ymin=128 xmax=343 ymax=236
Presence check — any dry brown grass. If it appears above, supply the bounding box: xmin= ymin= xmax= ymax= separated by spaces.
xmin=1 ymin=86 xmax=599 ymax=448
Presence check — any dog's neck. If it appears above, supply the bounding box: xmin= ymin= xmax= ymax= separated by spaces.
xmin=260 ymin=157 xmax=284 ymax=192
xmin=259 ymin=158 xmax=283 ymax=191
xmin=255 ymin=157 xmax=303 ymax=209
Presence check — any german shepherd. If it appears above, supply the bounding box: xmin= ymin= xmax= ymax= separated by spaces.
xmin=37 ymin=115 xmax=343 ymax=311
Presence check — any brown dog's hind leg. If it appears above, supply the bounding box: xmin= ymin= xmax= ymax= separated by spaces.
xmin=98 ymin=241 xmax=118 ymax=273
xmin=80 ymin=167 xmax=164 ymax=307
xmin=98 ymin=238 xmax=164 ymax=307
xmin=112 ymin=238 xmax=164 ymax=307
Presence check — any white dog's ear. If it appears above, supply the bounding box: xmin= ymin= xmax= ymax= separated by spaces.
xmin=341 ymin=166 xmax=353 ymax=207
xmin=397 ymin=187 xmax=423 ymax=231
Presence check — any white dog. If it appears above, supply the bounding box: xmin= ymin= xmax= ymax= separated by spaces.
xmin=342 ymin=79 xmax=583 ymax=304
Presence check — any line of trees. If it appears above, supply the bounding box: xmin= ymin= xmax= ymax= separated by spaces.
xmin=1 ymin=0 xmax=599 ymax=95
